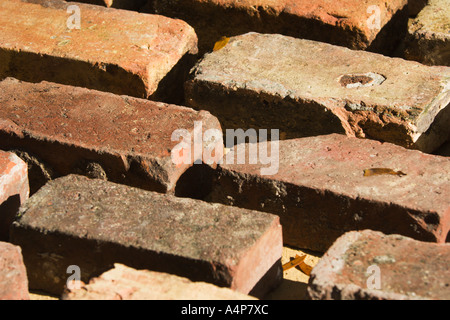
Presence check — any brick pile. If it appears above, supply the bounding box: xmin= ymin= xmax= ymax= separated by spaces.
xmin=0 ymin=0 xmax=448 ymax=300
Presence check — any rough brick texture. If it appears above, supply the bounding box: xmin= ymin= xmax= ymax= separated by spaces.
xmin=0 ymin=241 xmax=29 ymax=300
xmin=208 ymin=134 xmax=450 ymax=252
xmin=404 ymin=0 xmax=450 ymax=66
xmin=186 ymin=33 xmax=450 ymax=153
xmin=10 ymin=174 xmax=282 ymax=296
xmin=0 ymin=151 xmax=29 ymax=240
xmin=308 ymin=230 xmax=450 ymax=300
xmin=151 ymin=0 xmax=408 ymax=54
xmin=0 ymin=0 xmax=198 ymax=102
xmin=62 ymin=263 xmax=257 ymax=300
xmin=0 ymin=78 xmax=223 ymax=194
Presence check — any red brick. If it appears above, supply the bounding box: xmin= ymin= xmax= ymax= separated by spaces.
xmin=10 ymin=174 xmax=282 ymax=296
xmin=404 ymin=0 xmax=450 ymax=66
xmin=62 ymin=263 xmax=257 ymax=300
xmin=308 ymin=230 xmax=450 ymax=300
xmin=0 ymin=0 xmax=197 ymax=101
xmin=152 ymin=0 xmax=408 ymax=54
xmin=0 ymin=151 xmax=29 ymax=240
xmin=186 ymin=32 xmax=450 ymax=153
xmin=0 ymin=78 xmax=223 ymax=194
xmin=0 ymin=241 xmax=29 ymax=300
xmin=208 ymin=134 xmax=450 ymax=252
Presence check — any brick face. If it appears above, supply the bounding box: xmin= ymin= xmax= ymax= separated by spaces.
xmin=11 ymin=175 xmax=282 ymax=296
xmin=0 ymin=151 xmax=29 ymax=241
xmin=208 ymin=134 xmax=450 ymax=252
xmin=0 ymin=0 xmax=198 ymax=102
xmin=186 ymin=32 xmax=450 ymax=153
xmin=0 ymin=242 xmax=29 ymax=300
xmin=308 ymin=230 xmax=450 ymax=300
xmin=0 ymin=78 xmax=223 ymax=194
xmin=62 ymin=263 xmax=257 ymax=300
xmin=152 ymin=0 xmax=408 ymax=54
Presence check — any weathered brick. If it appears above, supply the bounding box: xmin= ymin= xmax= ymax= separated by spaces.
xmin=404 ymin=0 xmax=450 ymax=66
xmin=10 ymin=174 xmax=282 ymax=296
xmin=0 ymin=78 xmax=223 ymax=194
xmin=67 ymin=0 xmax=147 ymax=11
xmin=0 ymin=0 xmax=197 ymax=102
xmin=208 ymin=134 xmax=450 ymax=252
xmin=152 ymin=0 xmax=408 ymax=54
xmin=0 ymin=241 xmax=29 ymax=300
xmin=186 ymin=33 xmax=450 ymax=153
xmin=0 ymin=151 xmax=29 ymax=241
xmin=62 ymin=263 xmax=257 ymax=300
xmin=307 ymin=230 xmax=450 ymax=300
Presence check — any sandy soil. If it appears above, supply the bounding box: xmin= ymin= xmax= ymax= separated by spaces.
xmin=29 ymin=245 xmax=322 ymax=300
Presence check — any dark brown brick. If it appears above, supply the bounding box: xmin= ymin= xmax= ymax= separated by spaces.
xmin=10 ymin=174 xmax=282 ymax=296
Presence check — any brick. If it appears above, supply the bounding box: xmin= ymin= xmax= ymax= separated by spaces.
xmin=0 ymin=78 xmax=223 ymax=194
xmin=0 ymin=241 xmax=29 ymax=300
xmin=0 ymin=151 xmax=29 ymax=241
xmin=152 ymin=0 xmax=408 ymax=54
xmin=62 ymin=263 xmax=257 ymax=300
xmin=10 ymin=174 xmax=282 ymax=296
xmin=208 ymin=134 xmax=450 ymax=252
xmin=404 ymin=0 xmax=450 ymax=66
xmin=67 ymin=0 xmax=147 ymax=11
xmin=186 ymin=33 xmax=450 ymax=153
xmin=307 ymin=230 xmax=450 ymax=300
xmin=0 ymin=0 xmax=197 ymax=102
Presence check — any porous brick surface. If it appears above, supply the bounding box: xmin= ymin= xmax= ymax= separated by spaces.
xmin=62 ymin=263 xmax=257 ymax=300
xmin=0 ymin=151 xmax=29 ymax=240
xmin=10 ymin=174 xmax=283 ymax=296
xmin=0 ymin=241 xmax=29 ymax=300
xmin=404 ymin=0 xmax=450 ymax=66
xmin=152 ymin=0 xmax=408 ymax=54
xmin=0 ymin=0 xmax=198 ymax=101
xmin=308 ymin=230 xmax=450 ymax=300
xmin=186 ymin=32 xmax=450 ymax=153
xmin=0 ymin=78 xmax=222 ymax=194
xmin=208 ymin=134 xmax=450 ymax=252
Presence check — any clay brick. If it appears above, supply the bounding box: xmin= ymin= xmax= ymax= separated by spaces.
xmin=0 ymin=151 xmax=29 ymax=241
xmin=186 ymin=33 xmax=450 ymax=153
xmin=0 ymin=241 xmax=29 ymax=300
xmin=10 ymin=174 xmax=282 ymax=296
xmin=62 ymin=263 xmax=257 ymax=300
xmin=67 ymin=0 xmax=147 ymax=11
xmin=307 ymin=230 xmax=450 ymax=300
xmin=404 ymin=0 xmax=450 ymax=66
xmin=152 ymin=0 xmax=408 ymax=54
xmin=208 ymin=134 xmax=450 ymax=252
xmin=0 ymin=78 xmax=223 ymax=194
xmin=0 ymin=0 xmax=197 ymax=102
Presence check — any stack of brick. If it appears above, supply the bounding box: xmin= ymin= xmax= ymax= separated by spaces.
xmin=0 ymin=0 xmax=448 ymax=301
